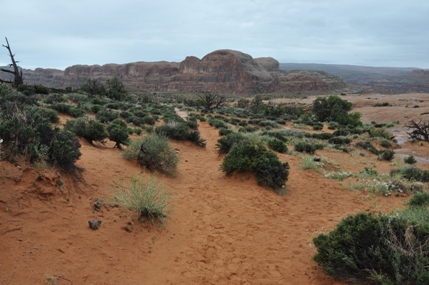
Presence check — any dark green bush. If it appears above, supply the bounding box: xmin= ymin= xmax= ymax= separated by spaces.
xmin=312 ymin=133 xmax=333 ymax=140
xmin=380 ymin=140 xmax=392 ymax=148
xmin=267 ymin=138 xmax=288 ymax=153
xmin=107 ymin=119 xmax=130 ymax=149
xmin=313 ymin=210 xmax=429 ymax=284
xmin=49 ymin=128 xmax=82 ymax=172
xmin=377 ymin=149 xmax=395 ymax=161
xmin=238 ymin=126 xmax=259 ymax=133
xmin=64 ymin=117 xmax=107 ymax=145
xmin=186 ymin=120 xmax=198 ymax=129
xmin=44 ymin=93 xmax=65 ymax=104
xmin=221 ymin=140 xmax=289 ymax=192
xmin=96 ymin=109 xmax=118 ymax=123
xmin=404 ymin=155 xmax=417 ymax=165
xmin=219 ymin=128 xmax=233 ymax=136
xmin=328 ymin=137 xmax=351 ymax=145
xmin=356 ymin=141 xmax=379 ymax=154
xmin=261 ymin=130 xmax=288 ymax=142
xmin=215 ymin=133 xmax=246 ymax=155
xmin=391 ymin=166 xmax=429 ymax=182
xmin=294 ymin=142 xmax=321 ymax=154
xmin=186 ymin=131 xmax=206 ymax=148
xmin=313 ymin=124 xmax=323 ymax=131
xmin=143 ymin=116 xmax=156 ymax=126
xmin=38 ymin=108 xmax=60 ymax=124
xmin=408 ymin=192 xmax=429 ymax=208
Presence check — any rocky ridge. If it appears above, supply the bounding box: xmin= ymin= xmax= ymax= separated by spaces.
xmin=16 ymin=49 xmax=346 ymax=94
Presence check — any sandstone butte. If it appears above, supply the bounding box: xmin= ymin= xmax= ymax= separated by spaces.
xmin=21 ymin=49 xmax=346 ymax=94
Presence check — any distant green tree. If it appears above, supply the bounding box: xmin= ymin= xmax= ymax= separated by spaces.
xmin=312 ymin=95 xmax=360 ymax=125
xmin=105 ymin=77 xmax=127 ymax=101
xmin=80 ymin=78 xmax=106 ymax=96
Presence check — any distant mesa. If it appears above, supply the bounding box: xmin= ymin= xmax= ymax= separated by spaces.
xmin=14 ymin=49 xmax=346 ymax=94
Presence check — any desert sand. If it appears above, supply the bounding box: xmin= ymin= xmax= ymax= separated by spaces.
xmin=1 ymin=93 xmax=428 ymax=285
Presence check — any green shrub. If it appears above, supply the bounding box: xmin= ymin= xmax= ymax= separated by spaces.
xmin=186 ymin=120 xmax=198 ymax=129
xmin=110 ymin=173 xmax=173 ymax=227
xmin=186 ymin=131 xmax=206 ymax=148
xmin=155 ymin=121 xmax=188 ymax=140
xmin=267 ymin=138 xmax=288 ymax=153
xmin=107 ymin=119 xmax=130 ymax=149
xmin=356 ymin=141 xmax=378 ymax=154
xmin=369 ymin=128 xmax=393 ymax=139
xmin=96 ymin=109 xmax=118 ymax=123
xmin=380 ymin=140 xmax=391 ymax=148
xmin=143 ymin=116 xmax=156 ymax=125
xmin=313 ymin=210 xmax=429 ymax=284
xmin=313 ymin=124 xmax=323 ymax=131
xmin=328 ymin=137 xmax=351 ymax=145
xmin=137 ymin=133 xmax=179 ymax=176
xmin=391 ymin=166 xmax=429 ymax=182
xmin=408 ymin=192 xmax=429 ymax=208
xmin=49 ymin=129 xmax=82 ymax=172
xmin=221 ymin=140 xmax=289 ymax=192
xmin=64 ymin=117 xmax=107 ymax=145
xmin=312 ymin=133 xmax=333 ymax=140
xmin=38 ymin=108 xmax=60 ymax=124
xmin=215 ymin=133 xmax=246 ymax=155
xmin=294 ymin=142 xmax=320 ymax=154
xmin=208 ymin=117 xmax=227 ymax=128
xmin=377 ymin=149 xmax=395 ymax=161
xmin=404 ymin=155 xmax=417 ymax=165
xmin=219 ymin=128 xmax=233 ymax=136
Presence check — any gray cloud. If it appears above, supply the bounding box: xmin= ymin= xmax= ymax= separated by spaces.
xmin=2 ymin=0 xmax=428 ymax=69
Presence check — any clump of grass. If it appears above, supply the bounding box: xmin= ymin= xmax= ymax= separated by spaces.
xmin=110 ymin=173 xmax=173 ymax=227
xmin=300 ymin=156 xmax=322 ymax=173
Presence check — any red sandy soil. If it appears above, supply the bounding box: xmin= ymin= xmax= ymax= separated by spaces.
xmin=1 ymin=93 xmax=428 ymax=285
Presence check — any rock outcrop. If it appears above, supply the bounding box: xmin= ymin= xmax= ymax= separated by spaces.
xmin=17 ymin=49 xmax=346 ymax=94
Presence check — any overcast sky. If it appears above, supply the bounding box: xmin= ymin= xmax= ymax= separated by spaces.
xmin=2 ymin=0 xmax=429 ymax=70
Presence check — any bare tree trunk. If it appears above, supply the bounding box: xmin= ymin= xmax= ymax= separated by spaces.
xmin=1 ymin=37 xmax=24 ymax=87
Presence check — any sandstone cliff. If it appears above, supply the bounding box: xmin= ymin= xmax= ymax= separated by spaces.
xmin=18 ymin=49 xmax=346 ymax=94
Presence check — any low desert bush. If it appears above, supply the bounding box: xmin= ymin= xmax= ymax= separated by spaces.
xmin=267 ymin=138 xmax=288 ymax=153
xmin=96 ymin=108 xmax=118 ymax=123
xmin=404 ymin=155 xmax=417 ymax=165
xmin=64 ymin=116 xmax=108 ymax=145
xmin=110 ymin=173 xmax=173 ymax=227
xmin=49 ymin=128 xmax=82 ymax=172
xmin=219 ymin=128 xmax=233 ymax=136
xmin=107 ymin=119 xmax=130 ymax=149
xmin=390 ymin=166 xmax=429 ymax=182
xmin=356 ymin=141 xmax=378 ymax=154
xmin=136 ymin=133 xmax=179 ymax=176
xmin=313 ymin=209 xmax=429 ymax=284
xmin=380 ymin=140 xmax=391 ymax=148
xmin=294 ymin=142 xmax=323 ymax=154
xmin=215 ymin=133 xmax=246 ymax=155
xmin=328 ymin=137 xmax=351 ymax=145
xmin=221 ymin=140 xmax=289 ymax=192
xmin=377 ymin=149 xmax=395 ymax=161
xmin=408 ymin=192 xmax=429 ymax=208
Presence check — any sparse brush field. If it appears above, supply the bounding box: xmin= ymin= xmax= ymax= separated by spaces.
xmin=1 ymin=83 xmax=429 ymax=284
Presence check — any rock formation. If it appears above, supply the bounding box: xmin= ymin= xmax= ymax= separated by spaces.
xmin=16 ymin=49 xmax=346 ymax=94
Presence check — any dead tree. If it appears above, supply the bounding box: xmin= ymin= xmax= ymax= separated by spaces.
xmin=406 ymin=118 xmax=429 ymax=141
xmin=0 ymin=37 xmax=23 ymax=87
xmin=196 ymin=92 xmax=227 ymax=113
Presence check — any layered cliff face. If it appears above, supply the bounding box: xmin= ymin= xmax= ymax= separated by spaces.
xmin=19 ymin=49 xmax=346 ymax=94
